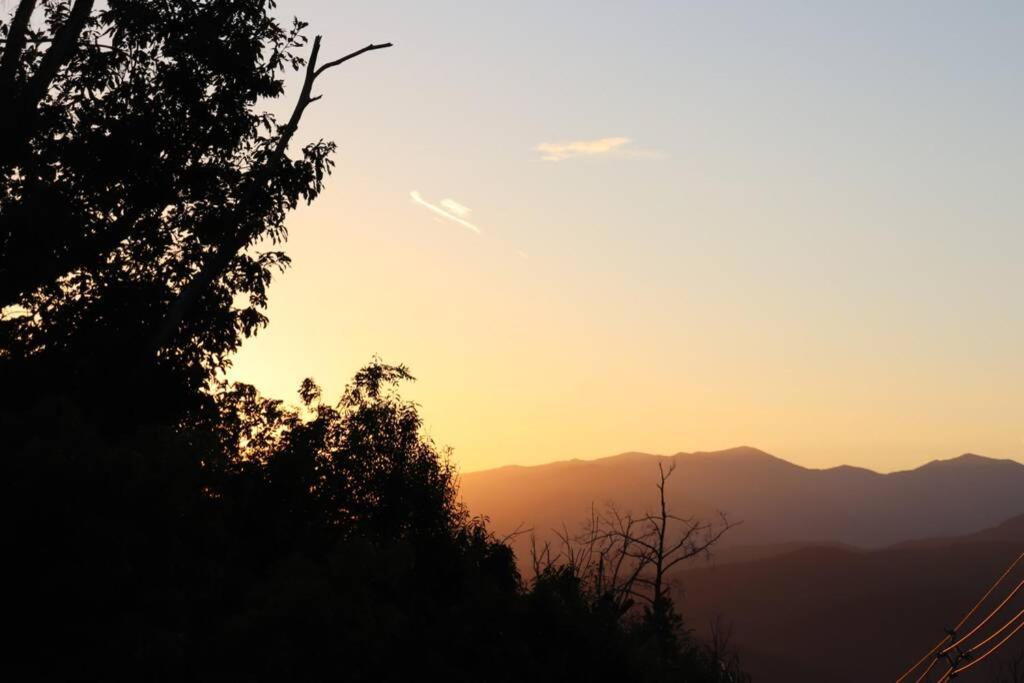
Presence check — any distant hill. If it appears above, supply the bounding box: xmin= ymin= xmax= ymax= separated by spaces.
xmin=460 ymin=448 xmax=1024 ymax=554
xmin=677 ymin=518 xmax=1024 ymax=681
xmin=889 ymin=511 xmax=1024 ymax=549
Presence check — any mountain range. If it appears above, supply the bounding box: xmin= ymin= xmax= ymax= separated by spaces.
xmin=460 ymin=448 xmax=1024 ymax=681
xmin=460 ymin=447 xmax=1024 ymax=551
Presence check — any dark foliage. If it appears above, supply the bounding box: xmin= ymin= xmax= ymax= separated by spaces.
xmin=1 ymin=0 xmax=336 ymax=423
xmin=5 ymin=364 xmax=742 ymax=682
xmin=1 ymin=2 xmax=744 ymax=681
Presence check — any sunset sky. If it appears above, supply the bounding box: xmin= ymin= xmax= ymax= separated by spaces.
xmin=228 ymin=0 xmax=1023 ymax=473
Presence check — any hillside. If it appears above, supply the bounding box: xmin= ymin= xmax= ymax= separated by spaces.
xmin=677 ymin=519 xmax=1024 ymax=681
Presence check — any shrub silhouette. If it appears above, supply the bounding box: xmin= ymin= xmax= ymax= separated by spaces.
xmin=5 ymin=363 xmax=744 ymax=681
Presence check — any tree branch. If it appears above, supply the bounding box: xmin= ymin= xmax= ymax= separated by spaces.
xmin=315 ymin=42 xmax=392 ymax=77
xmin=149 ymin=36 xmax=392 ymax=355
xmin=0 ymin=0 xmax=94 ymax=169
xmin=22 ymin=0 xmax=94 ymax=111
xmin=0 ymin=0 xmax=37 ymax=92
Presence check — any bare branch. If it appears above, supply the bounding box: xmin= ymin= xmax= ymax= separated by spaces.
xmin=498 ymin=522 xmax=530 ymax=545
xmin=533 ymin=459 xmax=738 ymax=625
xmin=663 ymin=518 xmax=741 ymax=572
xmin=315 ymin=42 xmax=393 ymax=77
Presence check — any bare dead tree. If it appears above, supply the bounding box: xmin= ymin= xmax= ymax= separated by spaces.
xmin=624 ymin=461 xmax=739 ymax=612
xmin=531 ymin=459 xmax=740 ymax=620
xmin=525 ymin=459 xmax=745 ymax=677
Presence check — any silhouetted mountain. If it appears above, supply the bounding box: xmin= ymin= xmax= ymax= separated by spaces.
xmin=677 ymin=518 xmax=1024 ymax=682
xmin=461 ymin=447 xmax=1024 ymax=559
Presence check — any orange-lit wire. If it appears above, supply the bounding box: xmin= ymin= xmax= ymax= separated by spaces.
xmin=912 ymin=656 xmax=938 ymax=683
xmin=940 ymin=577 xmax=1024 ymax=655
xmin=921 ymin=598 xmax=1023 ymax=682
xmin=895 ymin=551 xmax=1024 ymax=682
xmin=897 ymin=640 xmax=947 ymax=683
xmin=967 ymin=607 xmax=1024 ymax=654
xmin=950 ymin=618 xmax=1024 ymax=675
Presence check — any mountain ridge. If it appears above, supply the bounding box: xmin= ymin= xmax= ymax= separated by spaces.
xmin=464 ymin=446 xmax=1021 ymax=477
xmin=460 ymin=447 xmax=1024 ymax=552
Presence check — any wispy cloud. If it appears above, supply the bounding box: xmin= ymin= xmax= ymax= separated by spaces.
xmin=535 ymin=136 xmax=632 ymax=162
xmin=410 ymin=191 xmax=481 ymax=234
xmin=439 ymin=198 xmax=472 ymax=218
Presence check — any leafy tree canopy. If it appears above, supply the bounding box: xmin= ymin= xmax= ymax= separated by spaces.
xmin=0 ymin=0 xmax=367 ymax=420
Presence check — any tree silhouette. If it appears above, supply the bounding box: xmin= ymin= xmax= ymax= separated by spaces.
xmin=0 ymin=0 xmax=389 ymax=422
xmin=1 ymin=3 xmax=746 ymax=680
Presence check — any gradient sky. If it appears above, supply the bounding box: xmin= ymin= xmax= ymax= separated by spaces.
xmin=228 ymin=0 xmax=1024 ymax=473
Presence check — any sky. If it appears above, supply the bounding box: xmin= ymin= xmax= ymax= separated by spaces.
xmin=227 ymin=0 xmax=1024 ymax=473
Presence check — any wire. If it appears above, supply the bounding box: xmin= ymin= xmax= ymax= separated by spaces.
xmin=912 ymin=656 xmax=939 ymax=683
xmin=929 ymin=606 xmax=1023 ymax=683
xmin=898 ymin=639 xmax=949 ymax=682
xmin=895 ymin=551 xmax=1024 ymax=682
xmin=967 ymin=607 xmax=1024 ymax=654
xmin=941 ymin=578 xmax=1024 ymax=655
xmin=950 ymin=618 xmax=1024 ymax=675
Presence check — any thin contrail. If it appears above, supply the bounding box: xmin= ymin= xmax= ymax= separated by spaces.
xmin=410 ymin=191 xmax=481 ymax=234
